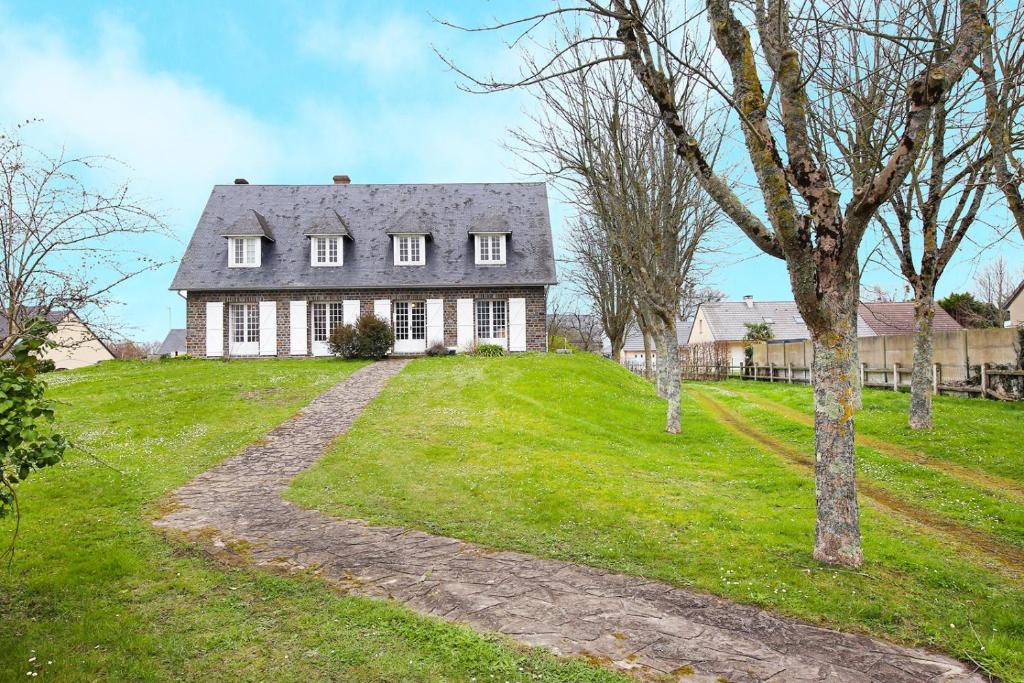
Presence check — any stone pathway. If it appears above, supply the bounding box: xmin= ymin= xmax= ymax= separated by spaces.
xmin=154 ymin=361 xmax=986 ymax=683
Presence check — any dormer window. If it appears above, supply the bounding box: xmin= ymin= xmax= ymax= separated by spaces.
xmin=475 ymin=234 xmax=506 ymax=265
xmin=229 ymin=237 xmax=260 ymax=268
xmin=311 ymin=236 xmax=343 ymax=266
xmin=394 ymin=235 xmax=426 ymax=266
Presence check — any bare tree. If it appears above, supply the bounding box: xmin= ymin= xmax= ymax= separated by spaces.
xmin=981 ymin=0 xmax=1024 ymax=239
xmin=974 ymin=255 xmax=1022 ymax=319
xmin=679 ymin=283 xmax=725 ymax=322
xmin=440 ymin=0 xmax=990 ymax=566
xmin=502 ymin=24 xmax=721 ymax=433
xmin=566 ymin=213 xmax=633 ymax=359
xmin=0 ymin=125 xmax=170 ymax=355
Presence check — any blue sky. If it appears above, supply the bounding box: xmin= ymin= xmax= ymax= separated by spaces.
xmin=2 ymin=1 xmax=1020 ymax=340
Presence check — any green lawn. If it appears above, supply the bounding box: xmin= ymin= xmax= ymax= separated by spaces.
xmin=0 ymin=359 xmax=623 ymax=683
xmin=288 ymin=353 xmax=1024 ymax=681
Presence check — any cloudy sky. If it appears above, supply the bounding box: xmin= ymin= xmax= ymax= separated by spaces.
xmin=3 ymin=1 xmax=1020 ymax=340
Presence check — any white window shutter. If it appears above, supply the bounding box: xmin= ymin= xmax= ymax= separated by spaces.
xmin=205 ymin=301 xmax=223 ymax=357
xmin=508 ymin=297 xmax=527 ymax=352
xmin=456 ymin=298 xmax=474 ymax=351
xmin=289 ymin=300 xmax=307 ymax=355
xmin=426 ymin=299 xmax=444 ymax=346
xmin=343 ymin=299 xmax=360 ymax=326
xmin=259 ymin=301 xmax=277 ymax=356
xmin=374 ymin=299 xmax=391 ymax=323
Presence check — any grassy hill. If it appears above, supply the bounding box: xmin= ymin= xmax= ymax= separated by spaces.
xmin=0 ymin=358 xmax=621 ymax=683
xmin=288 ymin=353 xmax=1024 ymax=680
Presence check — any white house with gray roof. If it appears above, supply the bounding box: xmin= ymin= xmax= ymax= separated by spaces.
xmin=171 ymin=177 xmax=557 ymax=357
xmin=688 ymin=296 xmax=875 ymax=366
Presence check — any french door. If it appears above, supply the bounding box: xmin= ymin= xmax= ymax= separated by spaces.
xmin=393 ymin=301 xmax=426 ymax=354
xmin=228 ymin=303 xmax=260 ymax=356
xmin=476 ymin=299 xmax=507 ymax=348
xmin=311 ymin=302 xmax=344 ymax=356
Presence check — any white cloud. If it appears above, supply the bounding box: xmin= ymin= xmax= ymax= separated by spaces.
xmin=299 ymin=13 xmax=430 ymax=78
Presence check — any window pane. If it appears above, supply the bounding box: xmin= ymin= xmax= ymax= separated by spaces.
xmin=493 ymin=236 xmax=502 ymax=261
xmin=316 ymin=238 xmax=326 ymax=263
xmin=410 ymin=237 xmax=420 ymax=262
xmin=328 ymin=238 xmax=338 ymax=263
xmin=399 ymin=237 xmax=409 ymax=262
xmin=245 ymin=239 xmax=256 ymax=265
xmin=329 ymin=302 xmax=344 ymax=335
xmin=312 ymin=303 xmax=327 ymax=342
xmin=411 ymin=302 xmax=425 ymax=340
xmin=233 ymin=239 xmax=243 ymax=265
xmin=476 ymin=300 xmax=490 ymax=338
xmin=493 ymin=300 xmax=507 ymax=338
xmin=246 ymin=304 xmax=260 ymax=342
xmin=231 ymin=304 xmax=244 ymax=342
xmin=394 ymin=301 xmax=409 ymax=340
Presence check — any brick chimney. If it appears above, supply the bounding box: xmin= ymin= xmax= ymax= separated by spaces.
xmin=743 ymin=295 xmax=754 ymax=309
xmin=332 ymin=175 xmax=351 ymax=185
xmin=234 ymin=178 xmax=249 ymax=185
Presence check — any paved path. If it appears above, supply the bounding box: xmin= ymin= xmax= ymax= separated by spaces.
xmin=154 ymin=361 xmax=985 ymax=683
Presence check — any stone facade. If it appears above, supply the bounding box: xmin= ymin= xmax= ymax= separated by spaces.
xmin=186 ymin=286 xmax=548 ymax=357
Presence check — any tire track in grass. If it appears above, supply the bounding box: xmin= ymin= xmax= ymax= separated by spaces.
xmin=692 ymin=391 xmax=1024 ymax=574
xmin=702 ymin=384 xmax=1024 ymax=505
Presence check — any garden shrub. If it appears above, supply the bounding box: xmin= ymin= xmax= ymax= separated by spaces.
xmin=0 ymin=319 xmax=68 ymax=520
xmin=328 ymin=323 xmax=358 ymax=358
xmin=332 ymin=314 xmax=395 ymax=360
xmin=475 ymin=343 xmax=507 ymax=357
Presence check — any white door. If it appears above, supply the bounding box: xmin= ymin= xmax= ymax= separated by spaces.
xmin=310 ymin=302 xmax=344 ymax=356
xmin=289 ymin=300 xmax=307 ymax=355
xmin=259 ymin=301 xmax=277 ymax=356
xmin=393 ymin=300 xmax=427 ymax=354
xmin=475 ymin=299 xmax=508 ymax=349
xmin=228 ymin=303 xmax=260 ymax=356
xmin=205 ymin=301 xmax=223 ymax=357
xmin=508 ymin=297 xmax=526 ymax=352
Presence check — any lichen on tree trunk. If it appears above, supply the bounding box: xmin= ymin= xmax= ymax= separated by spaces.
xmin=661 ymin=321 xmax=682 ymax=434
xmin=810 ymin=305 xmax=863 ymax=568
xmin=909 ymin=295 xmax=936 ymax=429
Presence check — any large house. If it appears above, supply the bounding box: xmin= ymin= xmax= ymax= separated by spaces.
xmin=619 ymin=319 xmax=693 ymax=365
xmin=171 ymin=178 xmax=557 ymax=357
xmin=0 ymin=307 xmax=115 ymax=369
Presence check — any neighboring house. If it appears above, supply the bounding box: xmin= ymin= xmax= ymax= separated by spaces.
xmin=0 ymin=307 xmax=115 ymax=369
xmin=1005 ymin=279 xmax=1024 ymax=327
xmin=619 ymin=319 xmax=694 ymax=365
xmin=858 ymin=301 xmax=962 ymax=336
xmin=688 ymin=296 xmax=875 ymax=367
xmin=159 ymin=329 xmax=187 ymax=357
xmin=171 ymin=178 xmax=557 ymax=357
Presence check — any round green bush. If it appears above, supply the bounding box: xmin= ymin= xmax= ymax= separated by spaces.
xmin=474 ymin=343 xmax=507 ymax=357
xmin=328 ymin=323 xmax=358 ymax=358
xmin=351 ymin=314 xmax=395 ymax=360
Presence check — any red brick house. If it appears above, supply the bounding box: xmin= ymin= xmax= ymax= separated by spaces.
xmin=171 ymin=178 xmax=556 ymax=357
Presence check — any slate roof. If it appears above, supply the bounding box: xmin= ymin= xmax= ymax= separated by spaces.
xmin=221 ymin=209 xmax=275 ymax=241
xmin=159 ymin=328 xmax=187 ymax=355
xmin=858 ymin=302 xmax=962 ymax=335
xmin=171 ymin=183 xmax=557 ymax=291
xmin=693 ymin=300 xmax=875 ymax=342
xmin=622 ymin=319 xmax=694 ymax=351
xmin=0 ymin=307 xmax=68 ymax=338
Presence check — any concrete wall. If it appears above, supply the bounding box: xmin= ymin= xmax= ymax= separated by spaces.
xmin=753 ymin=327 xmax=1019 ymax=370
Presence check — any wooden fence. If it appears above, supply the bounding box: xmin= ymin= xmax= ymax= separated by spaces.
xmin=623 ymin=360 xmax=1024 ymax=401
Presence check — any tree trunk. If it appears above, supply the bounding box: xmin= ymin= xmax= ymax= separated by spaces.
xmin=642 ymin=331 xmax=653 ymax=378
xmin=909 ymin=295 xmax=936 ymax=430
xmin=662 ymin=320 xmax=682 ymax=434
xmin=810 ymin=291 xmax=864 ymax=568
xmin=654 ymin=329 xmax=669 ymax=398
xmin=611 ymin=335 xmax=625 ymax=365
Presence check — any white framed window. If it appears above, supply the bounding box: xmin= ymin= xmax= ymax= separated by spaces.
xmin=228 ymin=237 xmax=260 ymax=268
xmin=228 ymin=302 xmax=260 ymax=355
xmin=474 ymin=234 xmax=506 ymax=265
xmin=310 ymin=302 xmax=345 ymax=355
xmin=476 ymin=299 xmax=507 ymax=346
xmin=393 ymin=235 xmax=425 ymax=266
xmin=311 ymin=236 xmax=342 ymax=266
xmin=393 ymin=300 xmax=427 ymax=353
